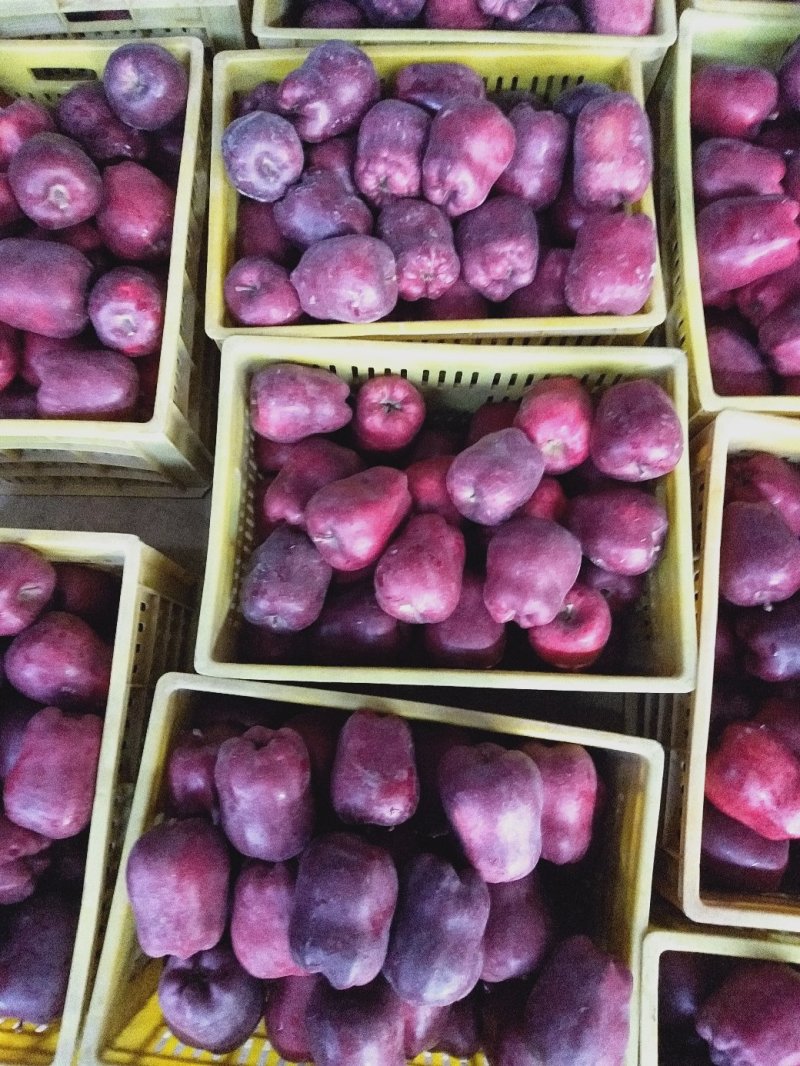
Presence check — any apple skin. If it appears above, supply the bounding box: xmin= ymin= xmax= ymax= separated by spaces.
xmin=289 ymin=831 xmax=398 ymax=989
xmin=305 ymin=467 xmax=411 ymax=573
xmin=354 ymin=374 xmax=426 ymax=453
xmin=446 ymin=428 xmax=545 ymax=527
xmin=435 ymin=994 xmax=480 ymax=1058
xmin=719 ymin=501 xmax=800 ymax=607
xmin=484 ymin=515 xmax=582 ymax=628
xmin=265 ymin=974 xmax=320 ymax=1061
xmin=438 ymin=741 xmax=543 ymax=883
xmin=527 ymin=582 xmax=612 ymax=670
xmin=214 ymin=725 xmax=314 ymax=862
xmin=230 ymin=860 xmax=306 ymax=980
xmin=3 ymin=706 xmax=102 ymax=839
xmin=753 ymin=696 xmax=800 ymax=755
xmin=305 ymin=976 xmax=405 ymax=1066
xmin=589 ymin=379 xmax=683 ymax=483
xmin=103 ymin=42 xmax=188 ymax=131
xmin=515 ymin=376 xmax=593 ymax=474
xmin=480 ymin=870 xmax=555 ymax=983
xmin=0 ymin=545 xmax=56 ymax=637
xmin=705 ymin=721 xmax=800 ymax=840
xmin=374 ymin=513 xmax=465 ymax=625
xmin=522 ymin=934 xmax=633 ymax=1066
xmin=659 ymin=950 xmax=723 ymax=1032
xmin=0 ymin=890 xmax=79 ymax=1024
xmin=382 ymin=852 xmax=490 ymax=1007
xmin=727 ymin=452 xmax=800 ymax=535
xmin=523 ymin=741 xmax=598 ymax=864
xmin=736 ymin=597 xmax=800 ymax=682
xmin=126 ymin=818 xmax=230 ymax=960
xmin=330 ymin=710 xmax=419 ymax=827
xmin=568 ymin=486 xmax=668 ymax=577
xmin=696 ymin=961 xmax=800 ymax=1066
xmin=424 ymin=571 xmax=506 ymax=670
xmin=701 ymin=801 xmax=789 ymax=893
xmin=157 ymin=943 xmax=264 ymax=1054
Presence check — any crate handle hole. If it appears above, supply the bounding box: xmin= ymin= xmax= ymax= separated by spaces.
xmin=64 ymin=7 xmax=132 ymax=20
xmin=31 ymin=67 xmax=97 ymax=81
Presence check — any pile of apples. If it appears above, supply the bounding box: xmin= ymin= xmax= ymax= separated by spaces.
xmin=0 ymin=41 xmax=189 ymax=422
xmin=659 ymin=951 xmax=800 ymax=1065
xmin=221 ymin=42 xmax=657 ymax=327
xmin=703 ymin=451 xmax=800 ymax=894
xmin=293 ymin=0 xmax=654 ymax=36
xmin=692 ymin=35 xmax=800 ymax=397
xmin=126 ymin=702 xmax=634 ymax=1064
xmin=0 ymin=543 xmax=119 ymax=1025
xmin=239 ymin=362 xmax=683 ymax=675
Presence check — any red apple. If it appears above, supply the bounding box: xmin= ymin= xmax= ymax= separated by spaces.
xmin=528 ymin=583 xmax=612 ymax=670
xmin=354 ymin=374 xmax=425 ymax=452
xmin=514 ymin=376 xmax=593 ymax=474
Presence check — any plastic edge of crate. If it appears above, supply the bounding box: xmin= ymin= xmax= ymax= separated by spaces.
xmin=193 ymin=337 xmax=698 ymax=695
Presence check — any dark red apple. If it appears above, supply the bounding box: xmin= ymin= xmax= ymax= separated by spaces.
xmin=354 ymin=374 xmax=425 ymax=452
xmin=527 ymin=582 xmax=612 ymax=670
xmin=514 ymin=376 xmax=593 ymax=474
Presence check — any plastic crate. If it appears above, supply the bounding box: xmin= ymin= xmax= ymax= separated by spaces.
xmin=0 ymin=529 xmax=196 ymax=1066
xmin=637 ymin=411 xmax=800 ymax=932
xmin=78 ymin=671 xmax=664 ymax=1066
xmin=640 ymin=904 xmax=800 ymax=1066
xmin=194 ymin=337 xmax=697 ymax=694
xmin=684 ymin=0 xmax=799 ymax=18
xmin=250 ymin=0 xmax=675 ymax=96
xmin=0 ymin=0 xmax=251 ymax=50
xmin=659 ymin=9 xmax=800 ymax=427
xmin=0 ymin=37 xmax=216 ymax=497
xmin=206 ymin=44 xmax=666 ymax=346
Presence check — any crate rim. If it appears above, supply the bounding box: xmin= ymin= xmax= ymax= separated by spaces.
xmin=79 ymin=669 xmax=665 ymax=1066
xmin=156 ymin=669 xmax=672 ymax=757
xmin=669 ymin=8 xmax=800 ymax=420
xmin=250 ymin=0 xmax=677 ymax=53
xmin=688 ymin=0 xmax=800 ymax=15
xmin=205 ymin=43 xmax=666 ymax=344
xmin=195 ymin=336 xmax=698 ymax=694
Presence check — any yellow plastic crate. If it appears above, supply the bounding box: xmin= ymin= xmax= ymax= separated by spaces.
xmin=637 ymin=411 xmax=800 ymax=932
xmin=659 ymin=10 xmax=800 ymax=427
xmin=0 ymin=529 xmax=196 ymax=1066
xmin=684 ymin=0 xmax=799 ymax=18
xmin=640 ymin=905 xmax=800 ymax=1066
xmin=250 ymin=0 xmax=675 ymax=96
xmin=0 ymin=0 xmax=251 ymax=50
xmin=0 ymin=37 xmax=215 ymax=497
xmin=207 ymin=45 xmax=666 ymax=346
xmin=195 ymin=337 xmax=697 ymax=693
xmin=78 ymin=671 xmax=664 ymax=1066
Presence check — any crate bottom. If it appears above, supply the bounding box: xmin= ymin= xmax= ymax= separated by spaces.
xmin=100 ymin=991 xmax=486 ymax=1066
xmin=0 ymin=1018 xmax=59 ymax=1066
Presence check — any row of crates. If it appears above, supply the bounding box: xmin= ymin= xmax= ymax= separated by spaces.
xmin=0 ymin=9 xmax=791 ymax=496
